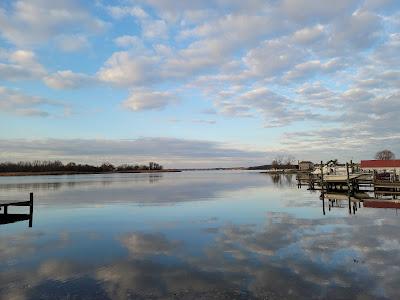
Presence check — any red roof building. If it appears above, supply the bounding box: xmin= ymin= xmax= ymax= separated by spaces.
xmin=360 ymin=160 xmax=400 ymax=169
xmin=360 ymin=160 xmax=400 ymax=177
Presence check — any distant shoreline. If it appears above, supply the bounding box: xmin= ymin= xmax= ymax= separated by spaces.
xmin=0 ymin=169 xmax=182 ymax=177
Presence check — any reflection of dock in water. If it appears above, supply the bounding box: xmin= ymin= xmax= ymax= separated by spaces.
xmin=321 ymin=192 xmax=363 ymax=215
xmin=0 ymin=192 xmax=34 ymax=227
xmin=321 ymin=191 xmax=400 ymax=215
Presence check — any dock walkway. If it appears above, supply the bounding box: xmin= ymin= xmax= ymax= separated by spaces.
xmin=0 ymin=193 xmax=34 ymax=227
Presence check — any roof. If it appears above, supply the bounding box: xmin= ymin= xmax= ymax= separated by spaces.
xmin=360 ymin=160 xmax=400 ymax=168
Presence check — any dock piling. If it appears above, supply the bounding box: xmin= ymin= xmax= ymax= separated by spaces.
xmin=29 ymin=192 xmax=33 ymax=227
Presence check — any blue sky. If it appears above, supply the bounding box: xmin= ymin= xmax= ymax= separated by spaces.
xmin=0 ymin=0 xmax=399 ymax=167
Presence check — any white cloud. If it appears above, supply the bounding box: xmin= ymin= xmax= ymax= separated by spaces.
xmin=215 ymin=87 xmax=318 ymax=127
xmin=284 ymin=58 xmax=346 ymax=81
xmin=0 ymin=137 xmax=267 ymax=168
xmin=43 ymin=70 xmax=95 ymax=90
xmin=280 ymin=0 xmax=359 ymax=23
xmin=363 ymin=0 xmax=399 ymax=11
xmin=98 ymin=51 xmax=161 ymax=86
xmin=291 ymin=25 xmax=325 ymax=44
xmin=0 ymin=0 xmax=399 ymax=161
xmin=372 ymin=33 xmax=400 ymax=67
xmin=106 ymin=5 xmax=148 ymax=19
xmin=0 ymin=0 xmax=108 ymax=46
xmin=0 ymin=86 xmax=68 ymax=117
xmin=141 ymin=19 xmax=169 ymax=39
xmin=330 ymin=11 xmax=383 ymax=51
xmin=295 ymin=82 xmax=341 ymax=109
xmin=106 ymin=5 xmax=167 ymax=39
xmin=55 ymin=34 xmax=90 ymax=52
xmin=114 ymin=35 xmax=143 ymax=48
xmin=0 ymin=50 xmax=46 ymax=81
xmin=243 ymin=39 xmax=305 ymax=77
xmin=122 ymin=89 xmax=177 ymax=111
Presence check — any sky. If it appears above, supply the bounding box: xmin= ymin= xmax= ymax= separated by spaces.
xmin=0 ymin=0 xmax=399 ymax=168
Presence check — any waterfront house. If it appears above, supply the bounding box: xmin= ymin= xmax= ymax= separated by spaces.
xmin=298 ymin=161 xmax=314 ymax=172
xmin=360 ymin=160 xmax=400 ymax=176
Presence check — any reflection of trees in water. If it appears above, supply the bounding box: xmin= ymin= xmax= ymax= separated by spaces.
xmin=284 ymin=174 xmax=294 ymax=186
xmin=270 ymin=174 xmax=281 ymax=185
xmin=269 ymin=174 xmax=295 ymax=187
xmin=0 ymin=174 xmax=164 ymax=192
xmin=148 ymin=174 xmax=162 ymax=184
xmin=0 ymin=173 xmax=270 ymax=206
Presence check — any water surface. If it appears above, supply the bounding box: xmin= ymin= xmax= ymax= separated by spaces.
xmin=0 ymin=171 xmax=399 ymax=299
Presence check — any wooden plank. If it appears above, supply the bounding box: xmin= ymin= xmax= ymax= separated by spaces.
xmin=0 ymin=200 xmax=31 ymax=207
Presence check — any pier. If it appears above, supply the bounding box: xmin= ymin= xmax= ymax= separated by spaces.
xmin=297 ymin=160 xmax=400 ymax=214
xmin=0 ymin=192 xmax=34 ymax=227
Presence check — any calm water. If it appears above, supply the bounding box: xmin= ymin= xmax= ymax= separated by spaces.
xmin=0 ymin=171 xmax=399 ymax=300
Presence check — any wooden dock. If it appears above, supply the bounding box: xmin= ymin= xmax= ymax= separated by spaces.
xmin=0 ymin=193 xmax=34 ymax=227
xmin=297 ymin=161 xmax=400 ymax=194
xmin=296 ymin=160 xmax=400 ymax=214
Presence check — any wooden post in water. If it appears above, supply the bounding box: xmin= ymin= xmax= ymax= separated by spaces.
xmin=346 ymin=162 xmax=352 ymax=214
xmin=346 ymin=162 xmax=351 ymax=194
xmin=320 ymin=161 xmax=324 ymax=192
xmin=29 ymin=192 xmax=33 ymax=228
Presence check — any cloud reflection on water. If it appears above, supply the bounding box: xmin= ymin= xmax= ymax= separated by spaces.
xmin=0 ymin=172 xmax=399 ymax=299
xmin=1 ymin=211 xmax=399 ymax=299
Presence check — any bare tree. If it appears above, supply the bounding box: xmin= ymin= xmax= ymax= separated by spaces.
xmin=285 ymin=155 xmax=296 ymax=166
xmin=271 ymin=155 xmax=284 ymax=169
xmin=375 ymin=149 xmax=396 ymax=160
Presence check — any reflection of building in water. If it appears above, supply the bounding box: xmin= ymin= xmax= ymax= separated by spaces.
xmin=0 ymin=193 xmax=33 ymax=227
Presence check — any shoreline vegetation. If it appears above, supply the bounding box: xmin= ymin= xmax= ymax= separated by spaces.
xmin=0 ymin=170 xmax=181 ymax=177
xmin=248 ymin=157 xmax=299 ymax=174
xmin=0 ymin=157 xmax=305 ymax=177
xmin=0 ymin=160 xmax=181 ymax=177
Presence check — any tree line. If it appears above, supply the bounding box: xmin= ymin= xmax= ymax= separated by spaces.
xmin=0 ymin=160 xmax=163 ymax=173
xmin=271 ymin=155 xmax=297 ymax=169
